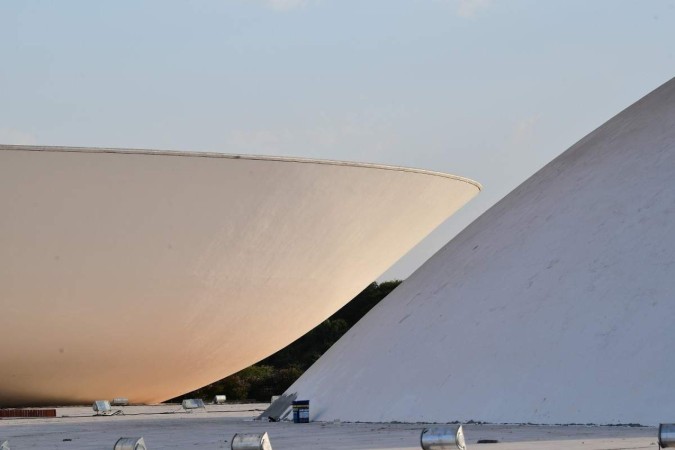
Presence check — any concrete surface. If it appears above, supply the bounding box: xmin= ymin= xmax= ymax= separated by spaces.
xmin=284 ymin=77 xmax=675 ymax=425
xmin=0 ymin=146 xmax=479 ymax=406
xmin=0 ymin=404 xmax=657 ymax=449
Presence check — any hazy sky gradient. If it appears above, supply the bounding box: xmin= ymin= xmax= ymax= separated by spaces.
xmin=2 ymin=0 xmax=674 ymax=279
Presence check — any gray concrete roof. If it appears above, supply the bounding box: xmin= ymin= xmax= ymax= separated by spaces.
xmin=0 ymin=404 xmax=657 ymax=449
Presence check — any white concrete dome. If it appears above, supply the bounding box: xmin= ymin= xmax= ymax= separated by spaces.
xmin=284 ymin=78 xmax=675 ymax=425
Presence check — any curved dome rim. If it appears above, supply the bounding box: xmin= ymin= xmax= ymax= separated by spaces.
xmin=0 ymin=144 xmax=482 ymax=191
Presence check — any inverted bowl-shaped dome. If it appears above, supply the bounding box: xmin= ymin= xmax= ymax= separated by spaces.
xmin=0 ymin=145 xmax=479 ymax=406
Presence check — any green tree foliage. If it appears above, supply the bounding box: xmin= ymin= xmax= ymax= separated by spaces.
xmin=169 ymin=280 xmax=401 ymax=402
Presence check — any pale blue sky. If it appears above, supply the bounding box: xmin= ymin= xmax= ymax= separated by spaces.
xmin=2 ymin=0 xmax=674 ymax=279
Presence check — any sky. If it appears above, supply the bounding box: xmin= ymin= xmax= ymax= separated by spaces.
xmin=1 ymin=0 xmax=674 ymax=280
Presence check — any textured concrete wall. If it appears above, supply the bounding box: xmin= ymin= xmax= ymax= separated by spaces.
xmin=284 ymin=78 xmax=675 ymax=425
xmin=0 ymin=146 xmax=479 ymax=406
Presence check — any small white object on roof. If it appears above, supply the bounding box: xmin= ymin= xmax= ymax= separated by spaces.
xmin=659 ymin=424 xmax=675 ymax=448
xmin=92 ymin=400 xmax=111 ymax=415
xmin=182 ymin=399 xmax=205 ymax=410
xmin=231 ymin=432 xmax=273 ymax=450
xmin=421 ymin=426 xmax=466 ymax=450
xmin=114 ymin=437 xmax=147 ymax=450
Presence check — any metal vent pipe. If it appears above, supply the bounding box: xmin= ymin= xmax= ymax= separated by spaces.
xmin=231 ymin=432 xmax=273 ymax=450
xmin=420 ymin=426 xmax=466 ymax=450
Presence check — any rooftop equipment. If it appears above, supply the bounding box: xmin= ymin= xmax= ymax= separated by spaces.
xmin=93 ymin=400 xmax=112 ymax=415
xmin=420 ymin=426 xmax=466 ymax=450
xmin=292 ymin=400 xmax=309 ymax=423
xmin=113 ymin=437 xmax=147 ymax=450
xmin=213 ymin=395 xmax=227 ymax=404
xmin=231 ymin=432 xmax=273 ymax=450
xmin=660 ymin=424 xmax=675 ymax=448
xmin=182 ymin=399 xmax=206 ymax=411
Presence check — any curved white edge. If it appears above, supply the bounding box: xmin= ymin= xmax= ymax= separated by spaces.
xmin=0 ymin=144 xmax=482 ymax=191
